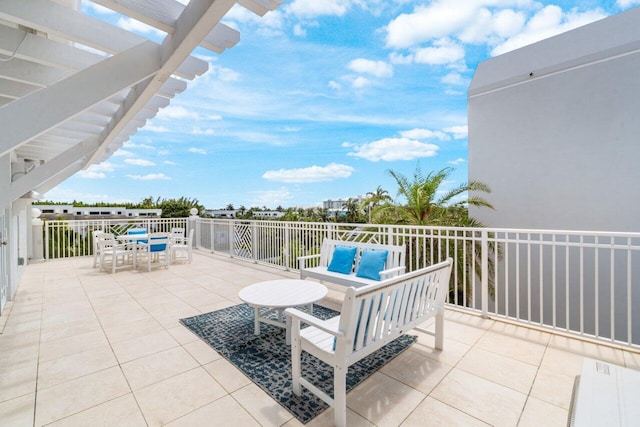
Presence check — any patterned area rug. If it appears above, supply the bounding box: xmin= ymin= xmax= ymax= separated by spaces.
xmin=180 ymin=303 xmax=416 ymax=424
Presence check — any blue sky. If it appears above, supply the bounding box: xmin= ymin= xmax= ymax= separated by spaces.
xmin=46 ymin=0 xmax=639 ymax=209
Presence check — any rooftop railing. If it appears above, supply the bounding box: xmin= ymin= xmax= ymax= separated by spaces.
xmin=42 ymin=217 xmax=640 ymax=349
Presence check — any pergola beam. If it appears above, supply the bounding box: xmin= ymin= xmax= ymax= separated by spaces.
xmin=10 ymin=137 xmax=101 ymax=201
xmin=0 ymin=40 xmax=161 ymax=158
xmin=86 ymin=0 xmax=235 ymax=165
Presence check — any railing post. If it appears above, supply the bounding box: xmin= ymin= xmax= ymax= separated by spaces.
xmin=284 ymin=222 xmax=291 ymax=269
xmin=44 ymin=220 xmax=49 ymax=260
xmin=228 ymin=220 xmax=234 ymax=257
xmin=481 ymin=229 xmax=489 ymax=318
xmin=252 ymin=221 xmax=257 ymax=263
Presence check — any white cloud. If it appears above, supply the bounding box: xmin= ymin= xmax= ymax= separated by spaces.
xmin=293 ymin=24 xmax=306 ymax=37
xmin=191 ymin=127 xmax=215 ymax=135
xmin=77 ymin=171 xmax=106 ymax=179
xmin=157 ymin=149 xmax=170 ymax=156
xmin=249 ymin=187 xmax=294 ymax=206
xmin=113 ymin=150 xmax=134 ymax=157
xmin=83 ymin=162 xmax=115 ymax=173
xmin=262 ymin=163 xmax=354 ymax=183
xmin=491 ymin=6 xmax=607 ymax=56
xmin=163 ymin=160 xmax=177 ymax=165
xmin=441 ymin=72 xmax=465 ymax=85
xmin=328 ymin=80 xmax=341 ymax=90
xmin=384 ymin=1 xmax=605 ymax=62
xmin=116 ymin=17 xmax=165 ymax=37
xmin=123 ymin=142 xmax=154 ymax=150
xmin=286 ymin=0 xmax=350 ymax=18
xmin=144 ymin=124 xmax=169 ymax=133
xmin=400 ymin=128 xmax=450 ymax=141
xmin=124 ymin=159 xmax=156 ymax=166
xmin=347 ymin=58 xmax=393 ymax=77
xmin=443 ymin=125 xmax=468 ymax=139
xmin=385 ymin=1 xmax=480 ymax=49
xmin=156 ymin=105 xmax=200 ymax=120
xmin=617 ymin=0 xmax=640 ymax=7
xmin=126 ymin=173 xmax=171 ymax=181
xmin=188 ymin=147 xmax=207 ymax=155
xmin=209 ymin=65 xmax=240 ymax=82
xmin=347 ymin=137 xmax=439 ymax=162
xmin=209 ymin=114 xmax=223 ymax=121
xmin=448 ymin=158 xmax=466 ymax=165
xmin=414 ymin=39 xmax=465 ymax=65
xmin=352 ymin=76 xmax=371 ymax=88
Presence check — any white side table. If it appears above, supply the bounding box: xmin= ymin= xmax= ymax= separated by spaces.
xmin=238 ymin=279 xmax=328 ymax=345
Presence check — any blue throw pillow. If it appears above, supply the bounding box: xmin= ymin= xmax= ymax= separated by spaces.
xmin=327 ymin=246 xmax=357 ymax=274
xmin=356 ymin=250 xmax=388 ymax=281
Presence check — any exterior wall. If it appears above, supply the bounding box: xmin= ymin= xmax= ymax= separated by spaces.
xmin=468 ymin=7 xmax=640 ymax=233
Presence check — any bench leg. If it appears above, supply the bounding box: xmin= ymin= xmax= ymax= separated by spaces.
xmin=435 ymin=308 xmax=444 ymax=350
xmin=291 ymin=324 xmax=302 ymax=396
xmin=333 ymin=366 xmax=347 ymax=427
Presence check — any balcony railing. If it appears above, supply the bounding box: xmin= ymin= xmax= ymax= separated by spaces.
xmin=42 ymin=217 xmax=640 ymax=349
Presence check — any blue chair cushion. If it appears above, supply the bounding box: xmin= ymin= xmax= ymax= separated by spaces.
xmin=149 ymin=236 xmax=166 ymax=252
xmin=356 ymin=250 xmax=388 ymax=281
xmin=327 ymin=246 xmax=357 ymax=274
xmin=128 ymin=229 xmax=147 ymax=244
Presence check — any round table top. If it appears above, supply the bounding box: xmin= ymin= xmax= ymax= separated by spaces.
xmin=238 ymin=279 xmax=328 ymax=308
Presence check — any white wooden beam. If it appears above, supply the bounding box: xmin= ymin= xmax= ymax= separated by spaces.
xmin=93 ymin=0 xmax=239 ymax=53
xmin=0 ymin=79 xmax=39 ymax=99
xmin=86 ymin=0 xmax=235 ymax=165
xmin=0 ymin=58 xmax=68 ymax=87
xmin=10 ymin=137 xmax=101 ymax=200
xmin=0 ymin=24 xmax=103 ymax=72
xmin=0 ymin=40 xmax=161 ymax=158
xmin=35 ymin=160 xmax=84 ymax=196
xmin=0 ymin=0 xmax=207 ymax=79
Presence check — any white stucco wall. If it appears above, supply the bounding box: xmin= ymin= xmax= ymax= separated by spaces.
xmin=468 ymin=7 xmax=640 ymax=233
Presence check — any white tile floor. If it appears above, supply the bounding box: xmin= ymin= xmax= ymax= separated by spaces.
xmin=0 ymin=251 xmax=638 ymax=426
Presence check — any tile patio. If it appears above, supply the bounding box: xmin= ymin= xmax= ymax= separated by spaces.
xmin=1 ymin=251 xmax=638 ymax=426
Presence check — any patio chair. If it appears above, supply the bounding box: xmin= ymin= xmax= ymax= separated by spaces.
xmin=169 ymin=227 xmax=185 ymax=245
xmin=97 ymin=233 xmax=130 ymax=274
xmin=136 ymin=232 xmax=170 ymax=272
xmin=170 ymin=228 xmax=194 ymax=263
xmin=91 ymin=229 xmax=105 ymax=268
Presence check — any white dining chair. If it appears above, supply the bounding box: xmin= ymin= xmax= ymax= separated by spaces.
xmin=97 ymin=233 xmax=130 ymax=274
xmin=136 ymin=232 xmax=170 ymax=272
xmin=171 ymin=228 xmax=194 ymax=263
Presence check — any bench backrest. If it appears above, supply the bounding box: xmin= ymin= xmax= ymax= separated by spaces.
xmin=336 ymin=258 xmax=453 ymax=357
xmin=318 ymin=238 xmax=405 ymax=273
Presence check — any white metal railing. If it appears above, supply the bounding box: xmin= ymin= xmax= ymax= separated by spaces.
xmin=42 ymin=218 xmax=640 ymax=349
xmin=43 ymin=218 xmax=188 ymax=259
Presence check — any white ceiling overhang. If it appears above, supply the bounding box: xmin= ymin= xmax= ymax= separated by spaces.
xmin=0 ymin=0 xmax=283 ymax=202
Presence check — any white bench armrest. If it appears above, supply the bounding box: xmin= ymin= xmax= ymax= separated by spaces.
xmin=298 ymin=254 xmax=321 ymax=269
xmin=285 ymin=308 xmax=344 ymax=338
xmin=379 ymin=266 xmax=406 ymax=279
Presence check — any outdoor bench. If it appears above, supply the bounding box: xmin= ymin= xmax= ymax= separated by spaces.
xmin=286 ymin=258 xmax=453 ymax=427
xmin=298 ymin=238 xmax=406 ymax=288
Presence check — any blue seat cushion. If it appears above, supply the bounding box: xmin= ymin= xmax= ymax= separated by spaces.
xmin=327 ymin=246 xmax=357 ymax=274
xmin=356 ymin=250 xmax=388 ymax=281
xmin=149 ymin=236 xmax=166 ymax=252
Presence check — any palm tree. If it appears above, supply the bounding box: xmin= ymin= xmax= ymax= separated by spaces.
xmin=361 ymin=186 xmax=392 ymax=223
xmin=373 ymin=165 xmax=497 ymax=305
xmin=374 ymin=166 xmax=493 ymax=226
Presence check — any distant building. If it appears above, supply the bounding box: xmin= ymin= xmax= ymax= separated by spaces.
xmin=205 ymin=209 xmax=237 ymax=218
xmin=252 ymin=210 xmax=285 ymax=219
xmin=322 ymin=196 xmax=365 ymax=210
xmin=35 ymin=204 xmax=161 ymax=219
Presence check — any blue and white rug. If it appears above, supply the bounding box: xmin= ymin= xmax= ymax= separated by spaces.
xmin=180 ymin=303 xmax=416 ymax=424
